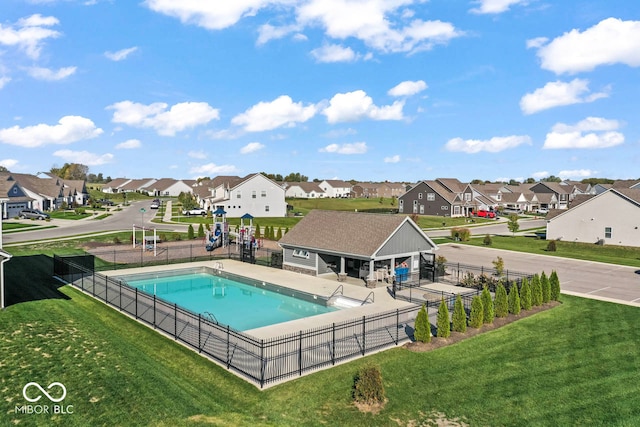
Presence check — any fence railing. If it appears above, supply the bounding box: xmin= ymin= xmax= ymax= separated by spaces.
xmin=434 ymin=262 xmax=533 ymax=292
xmin=54 ymin=255 xmax=421 ymax=388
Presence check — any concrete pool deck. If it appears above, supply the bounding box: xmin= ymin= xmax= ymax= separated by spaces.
xmin=103 ymin=260 xmax=418 ymax=339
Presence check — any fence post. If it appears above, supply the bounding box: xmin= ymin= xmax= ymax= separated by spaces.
xmin=226 ymin=325 xmax=230 ymax=368
xmin=332 ymin=323 xmax=336 ymax=365
xmin=92 ymin=272 xmax=96 ymax=296
xmin=135 ymin=288 xmax=138 ymax=319
xmin=174 ymin=303 xmax=178 ymax=340
xmin=260 ymin=339 xmax=265 ymax=388
xmin=153 ymin=294 xmax=156 ymax=329
xmin=119 ymin=281 xmax=122 ymax=311
xmin=105 ymin=276 xmax=108 ymax=303
xmin=396 ymin=309 xmax=399 ymax=345
xmin=362 ymin=316 xmax=366 ymax=356
xmin=298 ymin=331 xmax=303 ymax=376
xmin=198 ymin=314 xmax=201 ymax=353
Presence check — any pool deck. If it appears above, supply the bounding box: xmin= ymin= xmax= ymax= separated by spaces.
xmin=103 ymin=260 xmax=419 ymax=339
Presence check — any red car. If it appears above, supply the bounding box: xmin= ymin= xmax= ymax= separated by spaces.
xmin=475 ymin=210 xmax=496 ymax=218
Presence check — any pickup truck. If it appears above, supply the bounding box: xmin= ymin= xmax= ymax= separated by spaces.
xmin=182 ymin=207 xmax=207 ymax=216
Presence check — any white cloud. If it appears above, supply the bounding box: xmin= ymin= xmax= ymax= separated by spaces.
xmin=526 ymin=37 xmax=548 ymax=49
xmin=0 ymin=116 xmax=103 ymax=148
xmin=384 ymin=154 xmax=401 ymax=163
xmin=323 ymin=90 xmax=404 ymax=123
xmin=188 ymin=150 xmax=207 ymax=159
xmin=0 ymin=76 xmax=11 ymax=89
xmin=53 ymin=149 xmax=114 ymax=166
xmin=107 ymin=100 xmax=220 ymax=136
xmin=310 ymin=43 xmax=359 ymax=63
xmin=0 ymin=158 xmax=19 ymax=169
xmin=257 ymin=23 xmax=301 ymax=45
xmin=189 ymin=162 xmax=239 ymax=176
xmin=26 ymin=66 xmax=77 ymax=81
xmin=240 ymin=142 xmax=265 ymax=154
xmin=115 ymin=139 xmax=141 ymax=149
xmin=469 ymin=0 xmax=528 ymax=14
xmin=445 ymin=135 xmax=531 ymax=153
xmin=544 ymin=117 xmax=625 ymax=149
xmin=319 ymin=142 xmax=367 ymax=154
xmin=535 ymin=18 xmax=640 ymax=74
xmin=105 ymin=46 xmax=138 ymax=61
xmin=0 ymin=14 xmax=61 ymax=59
xmin=388 ymin=80 xmax=427 ymax=97
xmin=558 ymin=169 xmax=596 ymax=179
xmin=520 ymin=78 xmax=609 ymax=115
xmin=231 ymin=95 xmax=316 ymax=132
xmin=531 ymin=171 xmax=549 ymax=180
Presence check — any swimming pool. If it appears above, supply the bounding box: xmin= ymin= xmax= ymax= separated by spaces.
xmin=119 ymin=267 xmax=339 ymax=331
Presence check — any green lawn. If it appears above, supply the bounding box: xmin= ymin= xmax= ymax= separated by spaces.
xmin=2 ymin=222 xmax=41 ymax=232
xmin=2 ymin=256 xmax=640 ymax=426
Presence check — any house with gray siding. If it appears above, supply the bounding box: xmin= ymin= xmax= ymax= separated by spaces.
xmin=398 ymin=180 xmax=464 ymax=217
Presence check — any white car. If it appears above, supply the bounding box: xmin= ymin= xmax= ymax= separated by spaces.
xmin=182 ymin=207 xmax=207 ymax=216
xmin=536 ymin=208 xmax=549 ymax=215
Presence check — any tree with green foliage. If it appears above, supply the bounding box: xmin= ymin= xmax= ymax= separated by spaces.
xmin=550 ymin=270 xmax=561 ymax=301
xmin=197 ymin=223 xmax=205 ymax=238
xmin=520 ymin=277 xmax=532 ymax=311
xmin=483 ymin=234 xmax=492 ymax=246
xmin=452 ymin=294 xmax=467 ymax=333
xmin=284 ymin=227 xmax=289 ymax=234
xmin=187 ymin=224 xmax=195 ymax=240
xmin=254 ymin=224 xmax=261 ymax=239
xmin=541 ymin=271 xmax=551 ymax=303
xmin=352 ymin=364 xmax=386 ymax=405
xmin=546 ymin=240 xmax=557 ymax=252
xmin=492 ymin=256 xmax=504 ymax=276
xmin=436 ymin=299 xmax=451 ymax=338
xmin=276 ymin=227 xmax=283 ymax=240
xmin=469 ymin=296 xmax=484 ymax=328
xmin=481 ymin=286 xmax=494 ymax=324
xmin=531 ymin=273 xmax=543 ymax=306
xmin=507 ymin=214 xmax=520 ymax=236
xmin=508 ymin=284 xmax=521 ymax=315
xmin=414 ymin=304 xmax=431 ymax=343
xmin=494 ymin=282 xmax=508 ymax=318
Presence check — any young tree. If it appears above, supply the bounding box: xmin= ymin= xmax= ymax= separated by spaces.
xmin=254 ymin=224 xmax=261 ymax=239
xmin=276 ymin=227 xmax=283 ymax=240
xmin=452 ymin=294 xmax=467 ymax=333
xmin=187 ymin=224 xmax=195 ymax=240
xmin=494 ymin=282 xmax=509 ymax=318
xmin=197 ymin=223 xmax=205 ymax=238
xmin=352 ymin=364 xmax=386 ymax=406
xmin=507 ymin=214 xmax=520 ymax=236
xmin=541 ymin=271 xmax=551 ymax=303
xmin=492 ymin=256 xmax=505 ymax=276
xmin=481 ymin=286 xmax=494 ymax=324
xmin=469 ymin=296 xmax=484 ymax=328
xmin=520 ymin=277 xmax=532 ymax=311
xmin=414 ymin=304 xmax=431 ymax=343
xmin=550 ymin=270 xmax=561 ymax=301
xmin=436 ymin=298 xmax=451 ymax=338
xmin=508 ymin=284 xmax=521 ymax=315
xmin=483 ymin=234 xmax=492 ymax=246
xmin=531 ymin=273 xmax=543 ymax=306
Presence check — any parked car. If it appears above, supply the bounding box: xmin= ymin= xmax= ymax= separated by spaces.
xmin=150 ymin=199 xmax=161 ymax=209
xmin=182 ymin=207 xmax=207 ymax=216
xmin=18 ymin=208 xmax=50 ymax=220
xmin=475 ymin=209 xmax=496 ymax=218
xmin=535 ymin=208 xmax=549 ymax=215
xmin=98 ymin=199 xmax=114 ymax=206
xmin=501 ymin=208 xmax=523 ymax=215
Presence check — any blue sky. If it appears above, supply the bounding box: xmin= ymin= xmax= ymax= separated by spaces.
xmin=1 ymin=0 xmax=639 ymax=183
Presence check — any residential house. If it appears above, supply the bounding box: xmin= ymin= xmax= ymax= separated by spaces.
xmin=102 ymin=178 xmax=132 ymax=194
xmin=143 ymin=178 xmax=194 ymax=197
xmin=203 ymin=173 xmax=286 ymax=218
xmin=319 ymin=180 xmax=352 ymax=198
xmin=529 ymin=182 xmax=571 ymax=209
xmin=0 ymin=177 xmax=32 ymax=219
xmin=285 ymin=182 xmax=326 ymax=199
xmin=118 ymin=178 xmax=157 ymax=194
xmin=0 ymin=172 xmax=88 ymax=211
xmin=351 ymin=182 xmax=406 ymax=199
xmin=546 ymin=188 xmax=640 ymax=247
xmin=398 ymin=180 xmax=464 ymax=217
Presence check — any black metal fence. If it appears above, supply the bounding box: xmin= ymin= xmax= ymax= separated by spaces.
xmin=390 ymin=283 xmax=479 ymax=311
xmin=434 ymin=262 xmax=533 ymax=292
xmin=54 ymin=255 xmax=420 ymax=388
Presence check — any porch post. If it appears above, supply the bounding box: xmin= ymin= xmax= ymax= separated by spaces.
xmin=340 ymin=257 xmax=345 ymax=275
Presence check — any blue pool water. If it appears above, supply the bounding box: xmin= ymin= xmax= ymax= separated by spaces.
xmin=125 ymin=271 xmax=338 ymax=331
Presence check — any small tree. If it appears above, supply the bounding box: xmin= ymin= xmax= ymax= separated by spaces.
xmin=494 ymin=282 xmax=509 ymax=318
xmin=481 ymin=286 xmax=494 ymax=324
xmin=508 ymin=283 xmax=521 ymax=315
xmin=520 ymin=277 xmax=532 ymax=311
xmin=436 ymin=298 xmax=451 ymax=338
xmin=507 ymin=214 xmax=520 ymax=236
xmin=546 ymin=240 xmax=557 ymax=252
xmin=541 ymin=271 xmax=551 ymax=303
xmin=254 ymin=224 xmax=262 ymax=239
xmin=353 ymin=364 xmax=386 ymax=406
xmin=197 ymin=223 xmax=205 ymax=238
xmin=276 ymin=227 xmax=283 ymax=240
xmin=435 ymin=255 xmax=447 ymax=277
xmin=187 ymin=224 xmax=195 ymax=240
xmin=469 ymin=296 xmax=484 ymax=328
xmin=452 ymin=294 xmax=467 ymax=333
xmin=483 ymin=234 xmax=492 ymax=246
xmin=550 ymin=270 xmax=561 ymax=301
xmin=414 ymin=304 xmax=431 ymax=343
xmin=492 ymin=256 xmax=505 ymax=276
xmin=531 ymin=273 xmax=543 ymax=307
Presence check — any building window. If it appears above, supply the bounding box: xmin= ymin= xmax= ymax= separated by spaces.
xmin=605 ymin=227 xmax=612 ymax=239
xmin=265 ymin=205 xmax=270 ymax=212
xmin=418 ymin=193 xmax=423 ymax=199
xmin=252 ymin=191 xmax=256 ymax=198
xmin=236 ymin=191 xmax=241 ymax=199
xmin=427 ymin=193 xmax=435 ymax=201
xmin=261 ymin=190 xmax=266 ymax=197
xmin=453 ymin=206 xmax=460 ymax=215
xmin=419 ymin=205 xmax=424 ymax=214
xmin=464 ymin=193 xmax=471 ymax=201
xmin=292 ymin=249 xmax=309 ymax=259
xmin=441 ymin=205 xmax=449 ymax=210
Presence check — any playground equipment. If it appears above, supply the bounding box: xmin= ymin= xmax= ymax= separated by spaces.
xmin=205 ymin=207 xmax=228 ymax=252
xmin=132 ymin=224 xmax=157 ymax=256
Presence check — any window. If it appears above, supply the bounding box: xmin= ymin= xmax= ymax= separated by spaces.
xmin=418 ymin=193 xmax=423 ymax=199
xmin=427 ymin=193 xmax=435 ymax=201
xmin=292 ymin=249 xmax=310 ymax=259
xmin=236 ymin=191 xmax=241 ymax=199
xmin=441 ymin=205 xmax=449 ymax=210
xmin=252 ymin=190 xmax=256 ymax=199
xmin=265 ymin=205 xmax=270 ymax=212
xmin=453 ymin=206 xmax=460 ymax=215
xmin=464 ymin=193 xmax=471 ymax=202
xmin=605 ymin=227 xmax=612 ymax=239
xmin=419 ymin=205 xmax=424 ymax=214
xmin=261 ymin=190 xmax=267 ymax=197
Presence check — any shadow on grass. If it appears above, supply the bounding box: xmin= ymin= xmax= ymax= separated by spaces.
xmin=4 ymin=254 xmax=70 ymax=307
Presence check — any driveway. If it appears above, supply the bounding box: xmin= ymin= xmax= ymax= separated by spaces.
xmin=436 ymin=244 xmax=640 ymax=307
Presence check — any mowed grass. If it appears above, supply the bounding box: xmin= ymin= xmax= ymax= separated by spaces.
xmin=2 ymin=257 xmax=640 ymax=425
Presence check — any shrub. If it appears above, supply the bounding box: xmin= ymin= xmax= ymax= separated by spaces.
xmin=481 ymin=286 xmax=494 ymax=324
xmin=550 ymin=270 xmax=561 ymax=301
xmin=172 ymin=233 xmax=182 ymax=241
xmin=508 ymin=283 xmax=521 ymax=315
xmin=469 ymin=296 xmax=483 ymax=328
xmin=531 ymin=273 xmax=542 ymax=307
xmin=352 ymin=364 xmax=386 ymax=405
xmin=520 ymin=277 xmax=532 ymax=311
xmin=276 ymin=227 xmax=283 ymax=240
xmin=452 ymin=294 xmax=467 ymax=333
xmin=197 ymin=223 xmax=205 ymax=238
xmin=546 ymin=240 xmax=557 ymax=252
xmin=74 ymin=207 xmax=86 ymax=215
xmin=483 ymin=234 xmax=492 ymax=246
xmin=113 ymin=236 xmax=121 ymax=244
xmin=436 ymin=255 xmax=447 ymax=277
xmin=492 ymin=256 xmax=505 ymax=276
xmin=254 ymin=225 xmax=261 ymax=239
xmin=414 ymin=304 xmax=431 ymax=343
xmin=436 ymin=298 xmax=450 ymax=338
xmin=187 ymin=224 xmax=195 ymax=240
xmin=541 ymin=271 xmax=551 ymax=303
xmin=494 ymin=283 xmax=508 ymax=318
xmin=450 ymin=227 xmax=470 ymax=242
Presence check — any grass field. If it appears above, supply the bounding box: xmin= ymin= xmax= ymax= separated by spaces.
xmin=2 ymin=256 xmax=640 ymax=426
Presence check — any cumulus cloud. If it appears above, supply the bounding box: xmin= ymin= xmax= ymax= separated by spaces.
xmin=543 ymin=117 xmax=625 ymax=149
xmin=0 ymin=158 xmax=19 ymax=169
xmin=319 ymin=142 xmax=367 ymax=154
xmin=257 ymin=23 xmax=301 ymax=45
xmin=105 ymin=46 xmax=138 ymax=61
xmin=323 ymin=90 xmax=404 ymax=123
xmin=558 ymin=169 xmax=596 ymax=179
xmin=469 ymin=0 xmax=528 ymax=14
xmin=384 ymin=154 xmax=401 ymax=163
xmin=240 ymin=142 xmax=265 ymax=154
xmin=445 ymin=135 xmax=531 ymax=153
xmin=26 ymin=66 xmax=77 ymax=81
xmin=310 ymin=43 xmax=359 ymax=63
xmin=189 ymin=162 xmax=239 ymax=176
xmin=388 ymin=80 xmax=427 ymax=97
xmin=534 ymin=18 xmax=640 ymax=74
xmin=115 ymin=139 xmax=141 ymax=149
xmin=0 ymin=14 xmax=61 ymax=59
xmin=187 ymin=150 xmax=207 ymax=159
xmin=0 ymin=116 xmax=103 ymax=148
xmin=231 ymin=95 xmax=317 ymax=132
xmin=520 ymin=78 xmax=609 ymax=114
xmin=107 ymin=100 xmax=220 ymax=136
xmin=53 ymin=149 xmax=114 ymax=166
xmin=531 ymin=171 xmax=550 ymax=180
xmin=0 ymin=76 xmax=11 ymax=89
